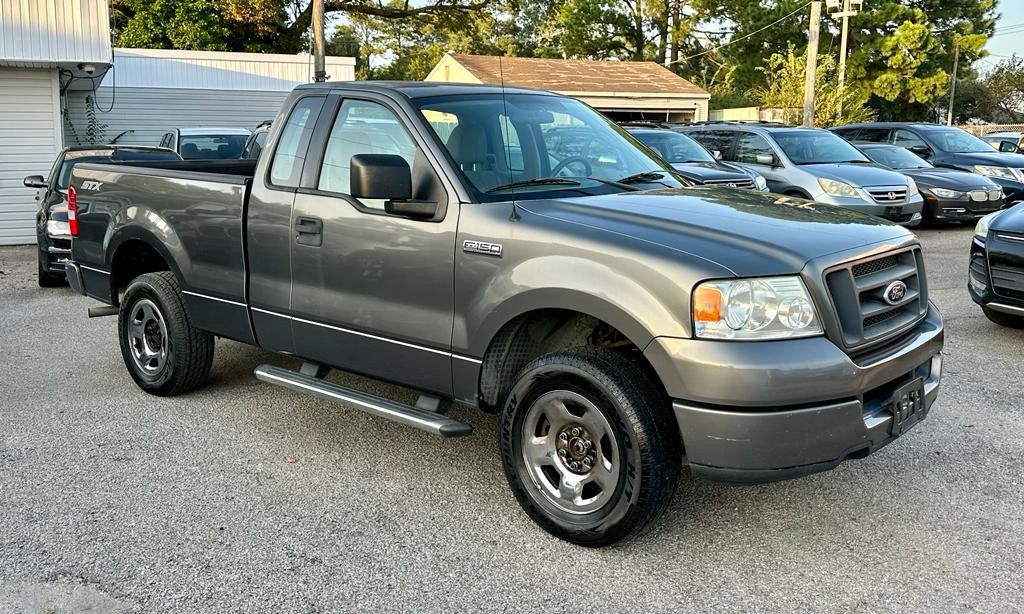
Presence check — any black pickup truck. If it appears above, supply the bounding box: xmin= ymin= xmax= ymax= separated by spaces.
xmin=66 ymin=82 xmax=944 ymax=546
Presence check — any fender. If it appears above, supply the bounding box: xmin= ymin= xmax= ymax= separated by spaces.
xmin=458 ymin=255 xmax=694 ymax=358
xmin=106 ymin=222 xmax=189 ymax=297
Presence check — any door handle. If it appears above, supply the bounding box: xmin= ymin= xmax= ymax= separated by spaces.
xmin=295 ymin=216 xmax=323 ymax=247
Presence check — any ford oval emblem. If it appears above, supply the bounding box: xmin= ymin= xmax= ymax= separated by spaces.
xmin=884 ymin=280 xmax=908 ymax=305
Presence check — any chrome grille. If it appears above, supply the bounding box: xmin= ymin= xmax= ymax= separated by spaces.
xmin=825 ymin=248 xmax=929 ymax=349
xmin=866 ymin=187 xmax=908 ymax=204
xmin=702 ymin=178 xmax=756 ymax=190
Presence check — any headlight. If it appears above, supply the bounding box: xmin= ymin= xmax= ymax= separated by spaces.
xmin=692 ymin=276 xmax=823 ymax=340
xmin=975 ymin=209 xmax=1005 ymax=240
xmin=974 ymin=165 xmax=1019 ymax=181
xmin=754 ymin=175 xmax=768 ymax=191
xmin=930 ymin=187 xmax=963 ymax=199
xmin=817 ymin=178 xmax=860 ymax=198
xmin=906 ymin=176 xmax=919 ymax=196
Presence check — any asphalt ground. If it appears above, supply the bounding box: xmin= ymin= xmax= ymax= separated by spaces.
xmin=1 ymin=224 xmax=1022 ymax=613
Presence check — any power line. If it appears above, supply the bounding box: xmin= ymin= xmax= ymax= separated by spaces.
xmin=674 ymin=2 xmax=812 ymax=63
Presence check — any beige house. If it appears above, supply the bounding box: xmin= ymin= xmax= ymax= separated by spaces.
xmin=425 ymin=54 xmax=710 ymax=123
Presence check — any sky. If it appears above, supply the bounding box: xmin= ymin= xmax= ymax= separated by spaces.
xmin=984 ymin=1 xmax=1024 ymax=65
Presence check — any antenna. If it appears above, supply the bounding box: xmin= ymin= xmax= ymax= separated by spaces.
xmin=497 ymin=54 xmax=520 ymax=220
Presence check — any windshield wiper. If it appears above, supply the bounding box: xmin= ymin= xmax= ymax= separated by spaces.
xmin=616 ymin=171 xmax=667 ymax=184
xmin=485 ymin=177 xmax=582 ymax=193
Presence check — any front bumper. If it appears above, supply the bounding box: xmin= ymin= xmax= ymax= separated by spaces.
xmin=924 ymin=193 xmax=1004 ymax=221
xmin=815 ymin=192 xmax=924 ymax=223
xmin=969 ymin=235 xmax=1024 ymax=312
xmin=645 ymin=305 xmax=944 ymax=483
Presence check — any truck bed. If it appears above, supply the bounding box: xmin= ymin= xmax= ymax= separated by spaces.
xmin=70 ymin=159 xmax=256 ymax=343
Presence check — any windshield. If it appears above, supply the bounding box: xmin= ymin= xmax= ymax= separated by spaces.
xmin=863 ymin=146 xmax=932 ymax=170
xmin=57 ymin=149 xmax=180 ymax=189
xmin=927 ymin=129 xmax=999 ymax=154
xmin=773 ymin=130 xmax=871 ymax=165
xmin=179 ymin=135 xmax=248 ymax=159
xmin=632 ymin=131 xmax=715 ymax=164
xmin=415 ymin=93 xmax=686 ymax=200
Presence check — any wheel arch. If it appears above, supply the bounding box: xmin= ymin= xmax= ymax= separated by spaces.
xmin=107 ymin=227 xmax=187 ymax=303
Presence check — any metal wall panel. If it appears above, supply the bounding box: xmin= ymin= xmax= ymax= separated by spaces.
xmin=63 ymin=87 xmax=291 ymax=147
xmin=0 ymin=68 xmax=61 ymax=245
xmin=0 ymin=0 xmax=111 ymax=65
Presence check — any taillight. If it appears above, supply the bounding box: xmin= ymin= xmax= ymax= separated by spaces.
xmin=67 ymin=186 xmax=78 ymax=236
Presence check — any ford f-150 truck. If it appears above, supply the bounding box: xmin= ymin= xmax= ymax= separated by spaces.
xmin=66 ymin=82 xmax=944 ymax=546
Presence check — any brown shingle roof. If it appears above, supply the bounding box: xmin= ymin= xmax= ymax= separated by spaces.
xmin=448 ymin=54 xmax=707 ymax=95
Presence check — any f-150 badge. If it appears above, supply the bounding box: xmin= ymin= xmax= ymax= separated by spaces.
xmin=463 ymin=240 xmax=502 ymax=257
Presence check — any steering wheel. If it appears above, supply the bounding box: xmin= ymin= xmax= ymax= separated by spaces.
xmin=551 ymin=156 xmax=593 ymax=177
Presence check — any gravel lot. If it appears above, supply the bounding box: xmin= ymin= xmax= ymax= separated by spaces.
xmin=1 ymin=225 xmax=1022 ymax=613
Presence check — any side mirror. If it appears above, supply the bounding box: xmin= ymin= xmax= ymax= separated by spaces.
xmin=23 ymin=175 xmax=47 ymax=189
xmin=755 ymin=154 xmax=776 ymax=166
xmin=349 ymin=153 xmax=438 ymax=219
xmin=1000 ymin=142 xmax=1021 ymax=154
xmin=711 ymin=150 xmax=722 ymax=160
xmin=350 ymin=154 xmax=412 ymax=201
xmin=909 ymin=145 xmax=932 ymax=158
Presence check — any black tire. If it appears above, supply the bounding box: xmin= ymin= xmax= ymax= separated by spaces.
xmin=37 ymin=252 xmax=65 ymax=287
xmin=498 ymin=349 xmax=681 ymax=547
xmin=919 ymin=201 xmax=939 ymax=228
xmin=982 ymin=306 xmax=1024 ymax=328
xmin=118 ymin=271 xmax=214 ymax=396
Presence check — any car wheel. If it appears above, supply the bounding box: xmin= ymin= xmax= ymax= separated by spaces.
xmin=118 ymin=271 xmax=214 ymax=396
xmin=36 ymin=252 xmax=65 ymax=287
xmin=498 ymin=349 xmax=681 ymax=546
xmin=982 ymin=306 xmax=1024 ymax=328
xmin=920 ymin=201 xmax=939 ymax=228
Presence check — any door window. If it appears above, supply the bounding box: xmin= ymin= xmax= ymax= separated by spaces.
xmin=857 ymin=128 xmax=891 ymax=143
xmin=317 ymin=99 xmax=417 ymax=209
xmin=270 ymin=96 xmax=326 ymax=188
xmin=734 ymin=133 xmax=775 ymax=164
xmin=892 ymin=129 xmax=927 ymax=150
xmin=689 ymin=130 xmax=734 ymax=160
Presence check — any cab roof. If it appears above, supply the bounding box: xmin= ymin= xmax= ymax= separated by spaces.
xmin=294 ymin=80 xmax=561 ymax=100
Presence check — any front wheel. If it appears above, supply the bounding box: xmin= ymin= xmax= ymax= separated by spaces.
xmin=118 ymin=271 xmax=214 ymax=396
xmin=499 ymin=349 xmax=681 ymax=546
xmin=37 ymin=251 xmax=65 ymax=287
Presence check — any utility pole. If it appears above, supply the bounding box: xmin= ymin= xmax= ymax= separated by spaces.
xmin=947 ymin=41 xmax=960 ymax=126
xmin=312 ymin=0 xmax=327 ymax=82
xmin=803 ymin=1 xmax=822 ymax=127
xmin=837 ymin=0 xmax=851 ymax=120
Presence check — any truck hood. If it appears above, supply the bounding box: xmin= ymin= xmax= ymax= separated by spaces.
xmin=800 ymin=162 xmax=909 ymax=188
xmin=517 ymin=188 xmax=911 ymax=277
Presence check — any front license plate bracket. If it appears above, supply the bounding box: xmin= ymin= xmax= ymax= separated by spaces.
xmin=890 ymin=377 xmax=925 ymax=436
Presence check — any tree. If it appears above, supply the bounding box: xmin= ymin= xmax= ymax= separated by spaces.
xmin=756 ymin=46 xmax=876 ymax=128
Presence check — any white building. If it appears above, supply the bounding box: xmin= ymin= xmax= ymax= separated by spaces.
xmin=0 ymin=0 xmax=111 ymax=245
xmin=63 ymin=49 xmax=356 ymax=148
xmin=0 ymin=0 xmax=356 ymax=245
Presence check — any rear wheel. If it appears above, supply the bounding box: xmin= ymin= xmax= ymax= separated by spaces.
xmin=118 ymin=271 xmax=214 ymax=396
xmin=498 ymin=349 xmax=681 ymax=546
xmin=982 ymin=306 xmax=1024 ymax=328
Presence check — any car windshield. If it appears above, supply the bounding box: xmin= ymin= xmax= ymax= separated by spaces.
xmin=415 ymin=93 xmax=686 ymax=200
xmin=631 ymin=131 xmax=715 ymax=164
xmin=864 ymin=146 xmax=932 ymax=170
xmin=773 ymin=130 xmax=871 ymax=165
xmin=927 ymin=129 xmax=1000 ymax=154
xmin=56 ymin=149 xmax=180 ymax=189
xmin=179 ymin=135 xmax=248 ymax=159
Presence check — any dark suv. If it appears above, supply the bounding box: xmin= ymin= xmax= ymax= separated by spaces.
xmin=832 ymin=123 xmax=1024 ymax=204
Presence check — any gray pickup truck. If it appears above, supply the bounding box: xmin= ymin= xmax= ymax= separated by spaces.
xmin=66 ymin=82 xmax=944 ymax=546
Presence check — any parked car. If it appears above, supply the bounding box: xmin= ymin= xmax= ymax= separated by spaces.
xmin=969 ymin=203 xmax=1024 ymax=327
xmin=23 ymin=145 xmax=181 ymax=287
xmin=158 ymin=127 xmax=251 ymax=159
xmin=678 ymin=122 xmax=924 ymax=224
xmin=857 ymin=143 xmax=1005 ymax=225
xmin=624 ymin=126 xmax=768 ymax=191
xmin=65 ymin=82 xmax=943 ymax=546
xmin=241 ymin=120 xmax=272 ymax=160
xmin=980 ymin=131 xmax=1023 ymax=154
xmin=831 ymin=123 xmax=1024 ymax=204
